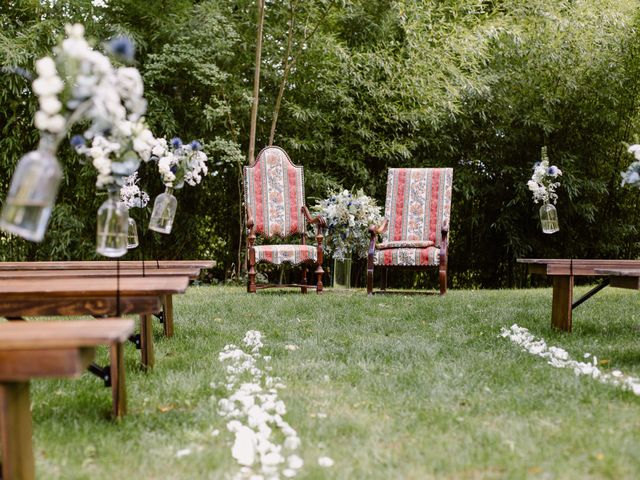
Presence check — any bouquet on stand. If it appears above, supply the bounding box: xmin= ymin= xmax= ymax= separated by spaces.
xmin=314 ymin=189 xmax=382 ymax=288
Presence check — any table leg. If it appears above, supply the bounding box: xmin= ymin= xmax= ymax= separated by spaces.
xmin=162 ymin=295 xmax=174 ymax=338
xmin=109 ymin=342 xmax=127 ymax=418
xmin=139 ymin=314 xmax=155 ymax=370
xmin=0 ymin=382 xmax=35 ymax=480
xmin=552 ymin=275 xmax=574 ymax=332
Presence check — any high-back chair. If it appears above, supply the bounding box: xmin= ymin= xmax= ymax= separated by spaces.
xmin=367 ymin=168 xmax=453 ymax=295
xmin=244 ymin=146 xmax=326 ymax=293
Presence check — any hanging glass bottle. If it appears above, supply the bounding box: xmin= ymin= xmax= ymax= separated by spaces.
xmin=148 ymin=187 xmax=177 ymax=234
xmin=0 ymin=135 xmax=62 ymax=242
xmin=96 ymin=186 xmax=129 ymax=257
xmin=126 ymin=216 xmax=139 ymax=249
xmin=539 ymin=203 xmax=559 ymax=234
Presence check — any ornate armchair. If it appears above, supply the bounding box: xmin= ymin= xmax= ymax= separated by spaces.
xmin=367 ymin=168 xmax=453 ymax=295
xmin=244 ymin=146 xmax=326 ymax=293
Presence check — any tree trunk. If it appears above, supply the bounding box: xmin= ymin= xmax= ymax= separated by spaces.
xmin=248 ymin=0 xmax=266 ymax=166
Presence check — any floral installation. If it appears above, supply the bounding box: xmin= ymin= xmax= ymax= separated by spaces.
xmin=32 ymin=23 xmax=157 ymax=188
xmin=119 ymin=172 xmax=149 ymax=208
xmin=313 ymin=189 xmax=383 ymax=260
xmin=216 ymin=331 xmax=303 ymax=479
xmin=527 ymin=146 xmax=562 ymax=204
xmin=620 ymin=144 xmax=640 ymax=187
xmin=500 ymin=324 xmax=640 ymax=396
xmin=151 ymin=137 xmax=209 ymax=189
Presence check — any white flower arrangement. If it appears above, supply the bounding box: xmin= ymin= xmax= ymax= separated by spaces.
xmin=32 ymin=23 xmax=155 ymax=188
xmin=153 ymin=137 xmax=209 ymax=189
xmin=620 ymin=144 xmax=640 ymax=187
xmin=119 ymin=172 xmax=149 ymax=209
xmin=527 ymin=146 xmax=562 ymax=204
xmin=313 ymin=189 xmax=383 ymax=260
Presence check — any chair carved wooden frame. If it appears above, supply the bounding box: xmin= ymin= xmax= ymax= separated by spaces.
xmin=244 ymin=146 xmax=326 ymax=293
xmin=367 ymin=168 xmax=453 ymax=296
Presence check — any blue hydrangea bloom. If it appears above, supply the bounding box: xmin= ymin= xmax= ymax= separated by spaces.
xmin=171 ymin=137 xmax=183 ymax=149
xmin=190 ymin=140 xmax=202 ymax=151
xmin=107 ymin=37 xmax=135 ymax=62
xmin=70 ymin=135 xmax=86 ymax=148
xmin=547 ymin=166 xmax=560 ymax=176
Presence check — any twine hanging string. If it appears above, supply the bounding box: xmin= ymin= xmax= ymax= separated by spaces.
xmin=116 ymin=258 xmax=121 ymax=317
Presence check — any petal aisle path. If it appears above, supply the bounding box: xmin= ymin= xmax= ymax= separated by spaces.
xmin=217 ymin=331 xmax=305 ymax=480
xmin=500 ymin=324 xmax=640 ymax=396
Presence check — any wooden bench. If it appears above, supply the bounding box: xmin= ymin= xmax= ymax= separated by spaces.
xmin=0 ymin=261 xmax=214 ymax=338
xmin=518 ymin=259 xmax=640 ymax=332
xmin=0 ymin=276 xmax=189 ymax=369
xmin=0 ymin=319 xmax=134 ymax=480
xmin=0 ymin=268 xmax=199 ymax=338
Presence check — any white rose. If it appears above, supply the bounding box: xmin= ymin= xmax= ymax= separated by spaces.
xmin=39 ymin=96 xmax=62 ymax=115
xmin=65 ymin=23 xmax=85 ymax=39
xmin=32 ymin=76 xmax=64 ymax=96
xmin=35 ymin=57 xmax=57 ymax=78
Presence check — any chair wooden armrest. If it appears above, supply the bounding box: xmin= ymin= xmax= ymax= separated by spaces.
xmin=302 ymin=206 xmax=327 ymax=228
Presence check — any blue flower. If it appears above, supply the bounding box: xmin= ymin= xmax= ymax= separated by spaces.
xmin=170 ymin=165 xmax=178 ymax=174
xmin=106 ymin=36 xmax=135 ymax=62
xmin=547 ymin=166 xmax=560 ymax=176
xmin=190 ymin=140 xmax=202 ymax=151
xmin=170 ymin=137 xmax=183 ymax=149
xmin=70 ymin=135 xmax=85 ymax=148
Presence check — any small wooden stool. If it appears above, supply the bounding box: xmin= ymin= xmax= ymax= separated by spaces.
xmin=0 ymin=319 xmax=134 ymax=480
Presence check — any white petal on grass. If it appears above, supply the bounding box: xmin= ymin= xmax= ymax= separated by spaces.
xmin=318 ymin=456 xmax=334 ymax=467
xmin=288 ymin=454 xmax=304 ymax=469
xmin=500 ymin=324 xmax=640 ymax=396
xmin=175 ymin=448 xmax=192 ymax=458
xmin=232 ymin=426 xmax=256 ymax=466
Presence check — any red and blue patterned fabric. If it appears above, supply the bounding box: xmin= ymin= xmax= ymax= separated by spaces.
xmin=253 ymin=245 xmax=318 ymax=265
xmin=373 ymin=168 xmax=452 ymax=267
xmin=244 ymin=147 xmax=306 ymax=238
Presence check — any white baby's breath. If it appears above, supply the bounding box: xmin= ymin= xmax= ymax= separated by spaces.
xmin=527 ymin=146 xmax=562 ymax=204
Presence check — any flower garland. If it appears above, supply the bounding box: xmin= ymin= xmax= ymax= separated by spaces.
xmin=313 ymin=189 xmax=382 ymax=260
xmin=527 ymin=146 xmax=562 ymax=204
xmin=217 ymin=331 xmax=303 ymax=479
xmin=500 ymin=324 xmax=640 ymax=396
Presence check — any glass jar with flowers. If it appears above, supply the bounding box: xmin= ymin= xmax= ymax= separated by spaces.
xmin=148 ymin=138 xmax=209 ymax=234
xmin=527 ymin=146 xmax=562 ymax=234
xmin=314 ymin=189 xmax=382 ymax=288
xmin=119 ymin=172 xmax=150 ymax=249
xmin=0 ymin=25 xmax=147 ymax=243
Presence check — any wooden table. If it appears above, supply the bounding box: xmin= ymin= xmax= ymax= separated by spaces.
xmin=0 ymin=260 xmax=215 ymax=271
xmin=0 ymin=276 xmax=189 ymax=369
xmin=518 ymin=259 xmax=640 ymax=332
xmin=595 ymin=268 xmax=640 ymax=289
xmin=0 ymin=319 xmax=134 ymax=480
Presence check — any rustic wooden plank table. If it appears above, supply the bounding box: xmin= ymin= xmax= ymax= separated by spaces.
xmin=0 ymin=319 xmax=134 ymax=480
xmin=518 ymin=259 xmax=640 ymax=332
xmin=594 ymin=268 xmax=640 ymax=289
xmin=0 ymin=276 xmax=189 ymax=369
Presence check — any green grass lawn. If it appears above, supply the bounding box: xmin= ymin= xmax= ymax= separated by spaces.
xmin=23 ymin=285 xmax=640 ymax=479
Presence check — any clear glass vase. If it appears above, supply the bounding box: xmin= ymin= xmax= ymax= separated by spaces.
xmin=96 ymin=188 xmax=129 ymax=257
xmin=540 ymin=203 xmax=559 ymax=234
xmin=333 ymin=258 xmax=352 ymax=289
xmin=148 ymin=187 xmax=177 ymax=234
xmin=126 ymin=216 xmax=139 ymax=249
xmin=0 ymin=136 xmax=62 ymax=242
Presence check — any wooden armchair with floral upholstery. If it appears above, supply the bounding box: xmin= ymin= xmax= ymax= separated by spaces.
xmin=244 ymin=146 xmax=326 ymax=293
xmin=367 ymin=168 xmax=453 ymax=295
